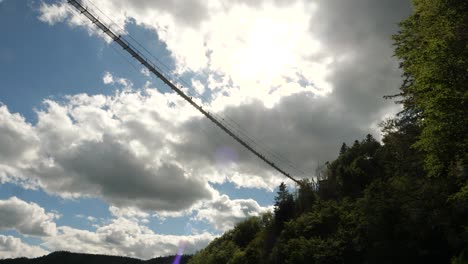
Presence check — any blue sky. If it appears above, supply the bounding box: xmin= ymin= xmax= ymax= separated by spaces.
xmin=0 ymin=0 xmax=173 ymax=121
xmin=0 ymin=0 xmax=410 ymax=259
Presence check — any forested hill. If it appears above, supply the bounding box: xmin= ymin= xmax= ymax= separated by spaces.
xmin=188 ymin=0 xmax=468 ymax=263
xmin=0 ymin=251 xmax=191 ymax=264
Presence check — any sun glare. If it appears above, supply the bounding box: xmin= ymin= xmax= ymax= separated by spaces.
xmin=231 ymin=17 xmax=303 ymax=87
xmin=208 ymin=3 xmax=325 ymax=106
xmin=232 ymin=17 xmax=298 ymax=84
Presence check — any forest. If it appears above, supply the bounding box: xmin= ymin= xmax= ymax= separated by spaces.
xmin=188 ymin=0 xmax=467 ymax=263
xmin=0 ymin=251 xmax=190 ymax=264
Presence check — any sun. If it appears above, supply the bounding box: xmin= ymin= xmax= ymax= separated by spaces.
xmin=230 ymin=16 xmax=300 ymax=86
xmin=199 ymin=2 xmax=327 ymax=108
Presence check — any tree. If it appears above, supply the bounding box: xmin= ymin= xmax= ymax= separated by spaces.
xmin=339 ymin=143 xmax=348 ymax=155
xmin=392 ymin=3 xmax=468 ymax=258
xmin=393 ymin=0 xmax=468 ymax=176
xmin=274 ymin=182 xmax=295 ymax=232
xmin=325 ymin=137 xmax=383 ymax=199
xmin=232 ymin=217 xmax=262 ymax=248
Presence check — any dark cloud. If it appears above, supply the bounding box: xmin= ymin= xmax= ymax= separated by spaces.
xmin=309 ymin=0 xmax=412 ymax=120
xmin=173 ymin=93 xmax=369 ymax=182
xmin=31 ymin=134 xmax=212 ymax=211
xmin=311 ymin=0 xmax=412 ymax=53
xmin=0 ymin=197 xmax=57 ymax=236
xmin=105 ymin=0 xmax=209 ymax=27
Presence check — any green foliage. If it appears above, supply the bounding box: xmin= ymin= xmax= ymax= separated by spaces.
xmin=189 ymin=234 xmax=239 ymax=264
xmin=189 ymin=129 xmax=467 ymax=264
xmin=273 ymin=182 xmax=295 ymax=232
xmin=323 ymin=134 xmax=383 ymax=199
xmin=272 ymin=199 xmax=364 ymax=264
xmin=393 ymin=0 xmax=468 ymax=176
xmin=232 ymin=217 xmax=262 ymax=248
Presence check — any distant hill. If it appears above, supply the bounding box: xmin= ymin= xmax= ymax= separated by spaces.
xmin=0 ymin=251 xmax=191 ymax=264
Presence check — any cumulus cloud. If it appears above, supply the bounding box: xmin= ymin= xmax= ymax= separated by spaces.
xmin=195 ymin=194 xmax=272 ymax=231
xmin=109 ymin=206 xmax=150 ymax=224
xmin=0 ymin=105 xmax=38 ymax=165
xmin=31 ymin=136 xmax=211 ymax=211
xmin=0 ymin=85 xmax=366 ymax=204
xmin=0 ymin=77 xmax=404 ymax=214
xmin=41 ymin=218 xmax=215 ymax=259
xmin=102 ymin=72 xmax=132 ymax=87
xmin=306 ymin=0 xmax=412 ymax=124
xmin=0 ymin=197 xmax=57 ymax=237
xmin=38 ymin=0 xmax=409 ymax=111
xmin=37 ymin=1 xmax=69 ymax=25
xmin=0 ymin=200 xmax=214 ymax=259
xmin=0 ymin=208 xmax=214 ymax=259
xmin=0 ymin=235 xmax=48 ymax=259
xmin=37 ymin=0 xmax=328 ymax=106
xmin=0 ymin=91 xmax=217 ymax=212
xmin=35 ymin=0 xmax=411 ymax=167
xmin=102 ymin=71 xmax=114 ymax=84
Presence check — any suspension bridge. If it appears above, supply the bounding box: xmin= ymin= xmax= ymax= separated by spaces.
xmin=67 ymin=0 xmax=307 ymax=186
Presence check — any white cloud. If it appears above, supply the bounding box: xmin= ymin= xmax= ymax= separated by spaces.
xmin=102 ymin=71 xmax=114 ymax=84
xmin=194 ymin=194 xmax=272 ymax=231
xmin=109 ymin=206 xmax=150 ymax=223
xmin=0 ymin=90 xmax=215 ymax=212
xmin=0 ymin=235 xmax=48 ymax=259
xmin=102 ymin=71 xmax=133 ymax=87
xmin=0 ymin=79 xmax=398 ymax=214
xmin=141 ymin=68 xmax=151 ymax=77
xmin=34 ymin=0 xmax=409 ymax=179
xmin=0 ymin=105 xmax=38 ymax=166
xmin=37 ymin=1 xmax=69 ymax=25
xmin=38 ymin=0 xmax=330 ymax=109
xmin=0 ymin=201 xmax=215 ymax=259
xmin=0 ymin=197 xmax=57 ymax=237
xmin=191 ymin=79 xmax=205 ymax=95
xmin=75 ymin=214 xmax=99 ymax=224
xmin=0 ymin=196 xmax=214 ymax=259
xmin=41 ymin=218 xmax=215 ymax=259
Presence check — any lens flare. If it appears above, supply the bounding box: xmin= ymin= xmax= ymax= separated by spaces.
xmin=172 ymin=240 xmax=187 ymax=264
xmin=215 ymin=146 xmax=238 ymax=167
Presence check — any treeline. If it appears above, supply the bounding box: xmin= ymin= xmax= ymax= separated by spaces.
xmin=188 ymin=0 xmax=467 ymax=263
xmin=189 ymin=132 xmax=466 ymax=263
xmin=0 ymin=251 xmax=191 ymax=264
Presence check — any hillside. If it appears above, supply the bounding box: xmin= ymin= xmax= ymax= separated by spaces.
xmin=0 ymin=251 xmax=191 ymax=264
xmin=188 ymin=133 xmax=466 ymax=263
xmin=188 ymin=1 xmax=468 ymax=263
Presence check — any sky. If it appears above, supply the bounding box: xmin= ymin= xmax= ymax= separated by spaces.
xmin=0 ymin=0 xmax=411 ymax=260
